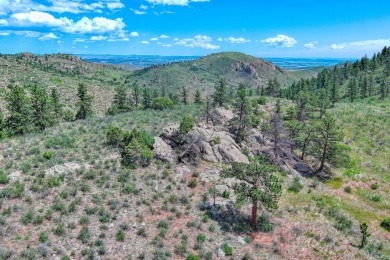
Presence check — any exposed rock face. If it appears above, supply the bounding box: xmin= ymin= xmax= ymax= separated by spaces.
xmin=153 ymin=137 xmax=177 ymax=163
xmin=45 ymin=162 xmax=91 ymax=176
xmin=210 ymin=108 xmax=234 ymax=126
xmin=181 ymin=126 xmax=249 ymax=165
xmin=162 ymin=123 xmax=180 ymax=142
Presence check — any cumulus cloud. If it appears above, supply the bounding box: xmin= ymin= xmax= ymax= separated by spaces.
xmin=0 ymin=31 xmax=10 ymax=36
xmin=224 ymin=37 xmax=250 ymax=44
xmin=90 ymin=35 xmax=108 ymax=41
xmin=141 ymin=40 xmax=149 ymax=44
xmin=304 ymin=41 xmax=317 ymax=49
xmin=329 ymin=39 xmax=390 ymax=50
xmin=160 ymin=34 xmax=170 ymax=39
xmin=175 ymin=35 xmax=219 ymax=49
xmin=38 ymin=32 xmax=58 ymax=40
xmin=261 ymin=34 xmax=297 ymax=48
xmin=150 ymin=37 xmax=158 ymax=41
xmin=146 ymin=0 xmax=209 ymax=6
xmin=140 ymin=4 xmax=148 ymax=10
xmin=106 ymin=2 xmax=125 ymax=10
xmin=8 ymin=11 xmax=126 ymax=34
xmin=0 ymin=0 xmax=125 ymax=14
xmin=217 ymin=37 xmax=222 ymax=41
xmin=130 ymin=31 xmax=139 ymax=37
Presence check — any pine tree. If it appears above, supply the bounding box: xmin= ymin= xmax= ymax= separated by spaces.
xmin=75 ymin=83 xmax=93 ymax=120
xmin=161 ymin=85 xmax=166 ymax=97
xmin=360 ymin=75 xmax=368 ymax=99
xmin=232 ymin=83 xmax=252 ymax=142
xmin=205 ymin=95 xmax=211 ymax=124
xmin=212 ymin=79 xmax=228 ymax=106
xmin=379 ymin=76 xmax=387 ymax=100
xmin=108 ymin=85 xmax=130 ymax=115
xmin=142 ymin=87 xmax=152 ymax=109
xmin=5 ymin=85 xmax=31 ymax=136
xmin=132 ymin=82 xmax=141 ymax=109
xmin=50 ymin=88 xmax=63 ymax=122
xmin=31 ymin=85 xmax=52 ymax=131
xmin=330 ymin=80 xmax=340 ymax=107
xmin=179 ymin=86 xmax=188 ymax=105
xmin=194 ymin=89 xmax=203 ymax=104
xmin=347 ymin=78 xmax=357 ymax=103
xmin=315 ymin=114 xmax=343 ymax=172
xmin=221 ymin=160 xmax=282 ymax=227
xmin=317 ymin=89 xmax=331 ymax=118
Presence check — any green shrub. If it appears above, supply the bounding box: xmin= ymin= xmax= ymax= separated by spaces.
xmin=42 ymin=150 xmax=54 ymax=160
xmin=54 ymin=223 xmax=65 ymax=236
xmin=39 ymin=232 xmax=48 ymax=243
xmin=152 ymin=97 xmax=174 ymax=110
xmin=116 ymin=229 xmax=125 ymax=241
xmin=370 ymin=194 xmax=381 ymax=202
xmin=0 ymin=171 xmax=9 ymax=184
xmin=188 ymin=179 xmax=197 ymax=188
xmin=121 ymin=139 xmax=154 ymax=169
xmin=21 ymin=210 xmax=34 ymax=225
xmin=222 ymin=190 xmax=230 ymax=199
xmin=380 ymin=217 xmax=390 ymax=232
xmin=78 ymin=227 xmax=90 ymax=243
xmin=288 ymin=177 xmax=303 ymax=193
xmin=224 ymin=245 xmax=233 ymax=256
xmin=106 ymin=126 xmax=123 ymax=147
xmin=186 ymin=253 xmax=200 ymax=260
xmin=371 ymin=183 xmax=379 ymax=190
xmin=258 ymin=96 xmax=267 ymax=105
xmin=196 ymin=233 xmax=206 ymax=243
xmin=179 ymin=115 xmax=195 ymax=135
xmin=344 ymin=186 xmax=352 ymax=193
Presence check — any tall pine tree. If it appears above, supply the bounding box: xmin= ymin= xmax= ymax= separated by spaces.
xmin=75 ymin=83 xmax=93 ymax=120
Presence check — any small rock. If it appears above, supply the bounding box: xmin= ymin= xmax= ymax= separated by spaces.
xmin=141 ymin=222 xmax=145 ymax=226
xmin=217 ymin=248 xmax=225 ymax=257
xmin=238 ymin=236 xmax=246 ymax=245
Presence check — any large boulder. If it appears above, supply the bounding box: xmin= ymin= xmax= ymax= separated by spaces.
xmin=210 ymin=108 xmax=234 ymax=126
xmin=161 ymin=123 xmax=180 ymax=142
xmin=181 ymin=126 xmax=249 ymax=164
xmin=153 ymin=137 xmax=177 ymax=164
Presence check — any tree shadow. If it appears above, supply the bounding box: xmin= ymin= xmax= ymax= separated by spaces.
xmin=199 ymin=202 xmax=267 ymax=234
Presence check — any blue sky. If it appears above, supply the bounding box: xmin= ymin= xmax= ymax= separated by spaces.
xmin=0 ymin=0 xmax=389 ymax=57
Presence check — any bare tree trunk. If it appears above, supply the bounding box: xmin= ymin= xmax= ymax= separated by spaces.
xmin=251 ymin=201 xmax=257 ymax=227
xmin=317 ymin=142 xmax=328 ymax=172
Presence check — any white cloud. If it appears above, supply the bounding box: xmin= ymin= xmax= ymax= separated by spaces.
xmin=150 ymin=37 xmax=158 ymax=41
xmin=0 ymin=0 xmax=125 ymax=14
xmin=106 ymin=2 xmax=125 ymax=10
xmin=224 ymin=37 xmax=250 ymax=44
xmin=160 ymin=34 xmax=170 ymax=39
xmin=130 ymin=31 xmax=139 ymax=37
xmin=217 ymin=37 xmax=222 ymax=41
xmin=146 ymin=0 xmax=209 ymax=6
xmin=175 ymin=35 xmax=219 ymax=49
xmin=141 ymin=40 xmax=149 ymax=44
xmin=261 ymin=34 xmax=297 ymax=48
xmin=38 ymin=32 xmax=59 ymax=40
xmin=330 ymin=44 xmax=345 ymax=50
xmin=304 ymin=41 xmax=317 ymax=49
xmin=8 ymin=12 xmax=126 ymax=34
xmin=133 ymin=10 xmax=147 ymax=15
xmin=0 ymin=31 xmax=10 ymax=36
xmin=329 ymin=39 xmax=390 ymax=50
xmin=90 ymin=35 xmax=108 ymax=41
xmin=140 ymin=4 xmax=148 ymax=10
xmin=0 ymin=19 xmax=8 ymax=26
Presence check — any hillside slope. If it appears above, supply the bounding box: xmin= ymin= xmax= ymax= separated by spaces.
xmin=126 ymin=52 xmax=314 ymax=95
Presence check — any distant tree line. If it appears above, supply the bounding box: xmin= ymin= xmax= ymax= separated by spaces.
xmin=285 ymin=46 xmax=390 ymax=103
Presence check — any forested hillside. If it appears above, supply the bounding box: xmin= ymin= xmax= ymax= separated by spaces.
xmin=0 ymin=48 xmax=389 ymax=259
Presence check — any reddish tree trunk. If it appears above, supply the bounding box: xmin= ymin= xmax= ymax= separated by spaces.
xmin=251 ymin=201 xmax=257 ymax=227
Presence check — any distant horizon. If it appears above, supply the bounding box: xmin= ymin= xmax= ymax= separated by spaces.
xmin=1 ymin=0 xmax=389 ymax=58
